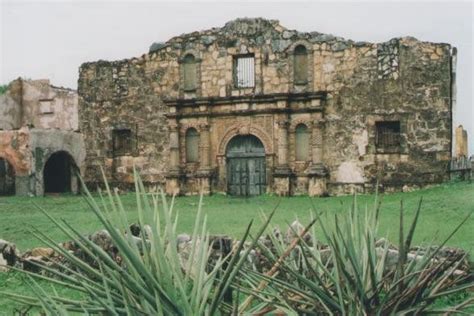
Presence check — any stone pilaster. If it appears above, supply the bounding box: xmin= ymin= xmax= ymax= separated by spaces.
xmin=199 ymin=122 xmax=211 ymax=169
xmin=196 ymin=122 xmax=213 ymax=195
xmin=169 ymin=120 xmax=180 ymax=170
xmin=307 ymin=120 xmax=328 ymax=196
xmin=273 ymin=119 xmax=291 ymax=196
xmin=166 ymin=120 xmax=182 ymax=195
xmin=277 ymin=119 xmax=290 ymax=167
xmin=312 ymin=120 xmax=323 ymax=164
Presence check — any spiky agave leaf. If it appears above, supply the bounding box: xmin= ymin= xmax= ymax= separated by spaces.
xmin=238 ymin=195 xmax=473 ymax=315
xmin=2 ymin=168 xmax=276 ymax=315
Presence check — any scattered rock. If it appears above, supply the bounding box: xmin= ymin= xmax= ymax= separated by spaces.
xmin=177 ymin=233 xmax=191 ymax=245
xmin=0 ymin=239 xmax=18 ymax=270
xmin=29 ymin=247 xmax=55 ymax=257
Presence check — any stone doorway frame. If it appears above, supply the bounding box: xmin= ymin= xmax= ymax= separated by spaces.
xmin=216 ymin=124 xmax=274 ymax=195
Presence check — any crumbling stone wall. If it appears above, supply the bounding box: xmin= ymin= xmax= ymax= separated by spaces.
xmin=78 ymin=18 xmax=454 ymax=195
xmin=78 ymin=60 xmax=169 ymax=189
xmin=0 ymin=79 xmax=84 ymax=196
xmin=0 ymin=79 xmax=78 ymax=131
xmin=321 ymin=37 xmax=453 ymax=193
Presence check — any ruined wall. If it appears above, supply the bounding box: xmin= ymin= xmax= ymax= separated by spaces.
xmin=0 ymin=79 xmax=78 ymax=131
xmin=78 ymin=18 xmax=453 ymax=195
xmin=0 ymin=80 xmax=23 ymax=130
xmin=320 ymin=37 xmax=453 ymax=193
xmin=21 ymin=79 xmax=78 ymax=131
xmin=455 ymin=125 xmax=468 ymax=157
xmin=0 ymin=79 xmax=84 ymax=195
xmin=0 ymin=128 xmax=32 ymax=194
xmin=0 ymin=127 xmax=85 ymax=195
xmin=78 ymin=59 xmax=169 ymax=188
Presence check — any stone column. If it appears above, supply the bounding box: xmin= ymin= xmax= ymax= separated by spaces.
xmin=307 ymin=119 xmax=328 ymax=196
xmin=169 ymin=121 xmax=180 ymax=170
xmin=166 ymin=119 xmax=181 ymax=195
xmin=197 ymin=122 xmax=212 ymax=195
xmin=277 ymin=119 xmax=290 ymax=167
xmin=199 ymin=123 xmax=211 ymax=169
xmin=273 ymin=119 xmax=292 ymax=196
xmin=312 ymin=120 xmax=324 ymax=164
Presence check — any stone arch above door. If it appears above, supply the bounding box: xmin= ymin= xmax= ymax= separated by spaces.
xmin=42 ymin=150 xmax=78 ymax=194
xmin=217 ymin=124 xmax=273 ymax=156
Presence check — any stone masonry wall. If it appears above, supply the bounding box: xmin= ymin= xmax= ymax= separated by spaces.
xmin=321 ymin=37 xmax=452 ymax=193
xmin=0 ymin=78 xmax=78 ymax=131
xmin=78 ymin=60 xmax=170 ymax=188
xmin=78 ymin=18 xmax=454 ymax=195
xmin=0 ymin=79 xmax=84 ymax=196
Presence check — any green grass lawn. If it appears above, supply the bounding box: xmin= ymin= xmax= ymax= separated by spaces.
xmin=1 ymin=181 xmax=473 ymax=253
xmin=0 ymin=180 xmax=473 ymax=313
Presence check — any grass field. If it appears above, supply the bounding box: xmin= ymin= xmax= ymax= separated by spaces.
xmin=0 ymin=180 xmax=473 ymax=313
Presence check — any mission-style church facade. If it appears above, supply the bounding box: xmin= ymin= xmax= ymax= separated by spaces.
xmin=78 ymin=18 xmax=455 ymax=196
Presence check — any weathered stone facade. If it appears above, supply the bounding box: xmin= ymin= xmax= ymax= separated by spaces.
xmin=78 ymin=18 xmax=455 ymax=196
xmin=0 ymin=79 xmax=85 ymax=196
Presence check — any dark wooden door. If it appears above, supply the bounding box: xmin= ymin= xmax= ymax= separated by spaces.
xmin=226 ymin=135 xmax=266 ymax=196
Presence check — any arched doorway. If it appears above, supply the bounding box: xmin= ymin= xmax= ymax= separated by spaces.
xmin=0 ymin=158 xmax=15 ymax=196
xmin=226 ymin=135 xmax=266 ymax=196
xmin=43 ymin=151 xmax=75 ymax=194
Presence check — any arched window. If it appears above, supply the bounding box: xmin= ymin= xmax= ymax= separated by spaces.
xmin=185 ymin=128 xmax=199 ymax=162
xmin=183 ymin=54 xmax=197 ymax=91
xmin=293 ymin=45 xmax=308 ymax=85
xmin=295 ymin=124 xmax=310 ymax=161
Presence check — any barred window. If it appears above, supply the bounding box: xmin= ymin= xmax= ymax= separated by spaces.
xmin=294 ymin=45 xmax=308 ymax=85
xmin=183 ymin=54 xmax=197 ymax=91
xmin=376 ymin=121 xmax=401 ymax=150
xmin=295 ymin=124 xmax=310 ymax=161
xmin=233 ymin=55 xmax=255 ymax=88
xmin=113 ymin=129 xmax=132 ymax=155
xmin=185 ymin=128 xmax=199 ymax=162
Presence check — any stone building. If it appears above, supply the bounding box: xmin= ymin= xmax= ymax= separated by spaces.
xmin=0 ymin=78 xmax=85 ymax=196
xmin=78 ymin=18 xmax=456 ymax=196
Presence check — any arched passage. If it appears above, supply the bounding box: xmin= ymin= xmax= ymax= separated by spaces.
xmin=226 ymin=135 xmax=266 ymax=196
xmin=43 ymin=151 xmax=76 ymax=194
xmin=0 ymin=158 xmax=15 ymax=196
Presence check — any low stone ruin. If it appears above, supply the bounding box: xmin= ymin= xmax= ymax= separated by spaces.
xmin=0 ymin=222 xmax=471 ymax=279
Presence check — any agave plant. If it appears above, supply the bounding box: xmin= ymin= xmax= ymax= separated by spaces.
xmin=237 ymin=197 xmax=474 ymax=315
xmin=1 ymin=169 xmax=274 ymax=315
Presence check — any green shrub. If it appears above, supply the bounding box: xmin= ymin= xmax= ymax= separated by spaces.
xmin=0 ymin=85 xmax=8 ymax=95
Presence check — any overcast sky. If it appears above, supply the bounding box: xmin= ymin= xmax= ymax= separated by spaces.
xmin=1 ymin=0 xmax=473 ymax=154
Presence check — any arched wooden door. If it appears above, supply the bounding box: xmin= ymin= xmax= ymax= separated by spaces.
xmin=226 ymin=135 xmax=266 ymax=196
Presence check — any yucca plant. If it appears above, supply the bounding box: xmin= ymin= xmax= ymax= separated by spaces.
xmin=237 ymin=197 xmax=474 ymax=315
xmin=1 ymin=169 xmax=275 ymax=315
xmin=2 ymin=171 xmax=472 ymax=315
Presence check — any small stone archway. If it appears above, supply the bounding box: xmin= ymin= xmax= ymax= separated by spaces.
xmin=216 ymin=124 xmax=274 ymax=194
xmin=43 ymin=151 xmax=78 ymax=194
xmin=0 ymin=157 xmax=16 ymax=196
xmin=217 ymin=124 xmax=274 ymax=156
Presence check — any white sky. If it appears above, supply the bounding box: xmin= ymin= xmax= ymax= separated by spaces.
xmin=1 ymin=0 xmax=473 ymax=154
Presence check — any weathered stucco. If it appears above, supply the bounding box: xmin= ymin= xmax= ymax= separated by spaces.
xmin=0 ymin=79 xmax=84 ymax=196
xmin=78 ymin=18 xmax=454 ymax=196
